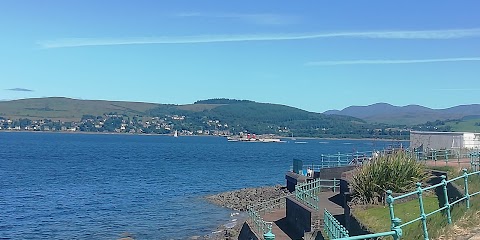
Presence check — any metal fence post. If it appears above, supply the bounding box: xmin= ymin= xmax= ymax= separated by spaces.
xmin=457 ymin=151 xmax=460 ymax=166
xmin=470 ymin=153 xmax=474 ymax=170
xmin=416 ymin=182 xmax=429 ymax=240
xmin=392 ymin=217 xmax=403 ymax=240
xmin=463 ymin=169 xmax=470 ymax=209
xmin=445 ymin=151 xmax=449 ymax=165
xmin=386 ymin=190 xmax=396 ymax=229
xmin=441 ymin=175 xmax=452 ymax=224
xmin=333 ymin=178 xmax=337 ymax=193
xmin=338 ymin=152 xmax=341 ymax=166
xmin=321 ymin=154 xmax=324 ymax=168
xmin=264 ymin=224 xmax=275 ymax=240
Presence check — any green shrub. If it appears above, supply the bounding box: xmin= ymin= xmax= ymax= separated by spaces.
xmin=351 ymin=152 xmax=430 ymax=205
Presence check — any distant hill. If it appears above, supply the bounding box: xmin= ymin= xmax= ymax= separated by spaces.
xmin=0 ymin=97 xmax=405 ymax=139
xmin=324 ymin=103 xmax=480 ymax=125
xmin=147 ymin=100 xmax=375 ymax=138
xmin=0 ymin=97 xmax=160 ymax=121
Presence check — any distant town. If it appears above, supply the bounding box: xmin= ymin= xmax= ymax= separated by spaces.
xmin=0 ymin=113 xmax=231 ymax=136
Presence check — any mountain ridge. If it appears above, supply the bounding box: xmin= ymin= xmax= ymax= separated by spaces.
xmin=1 ymin=97 xmax=393 ymax=139
xmin=324 ymin=103 xmax=480 ymax=125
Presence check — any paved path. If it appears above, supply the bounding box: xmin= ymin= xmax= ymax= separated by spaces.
xmin=257 ymin=191 xmax=345 ymax=240
xmin=318 ymin=191 xmax=344 ymax=216
xmin=424 ymin=158 xmax=472 ymax=169
xmin=262 ymin=208 xmax=291 ymax=240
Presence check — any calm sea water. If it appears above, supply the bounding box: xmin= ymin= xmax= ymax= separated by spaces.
xmin=0 ymin=132 xmax=407 ymax=239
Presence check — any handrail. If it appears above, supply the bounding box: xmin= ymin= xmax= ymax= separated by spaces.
xmin=295 ymin=178 xmax=340 ymax=210
xmin=408 ymin=149 xmax=480 ymax=169
xmin=247 ymin=193 xmax=293 ymax=239
xmin=324 ymin=208 xmax=349 ymax=239
xmin=292 ymin=148 xmax=413 ymax=173
xmin=334 ymin=231 xmax=397 ymax=240
xmin=382 ymin=168 xmax=478 ymax=240
xmin=292 ymin=149 xmax=480 ymax=174
xmin=330 ymin=168 xmax=480 ymax=239
xmin=247 ymin=207 xmax=273 ymax=238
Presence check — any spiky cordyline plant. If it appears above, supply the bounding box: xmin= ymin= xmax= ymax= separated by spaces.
xmin=351 ymin=152 xmax=429 ymax=205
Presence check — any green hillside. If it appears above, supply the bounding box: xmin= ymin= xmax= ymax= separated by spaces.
xmin=0 ymin=97 xmax=160 ymax=121
xmin=411 ymin=117 xmax=480 ymax=133
xmin=0 ymin=97 xmax=408 ymax=139
xmin=146 ymin=99 xmax=401 ymax=138
xmin=446 ymin=118 xmax=480 ymax=132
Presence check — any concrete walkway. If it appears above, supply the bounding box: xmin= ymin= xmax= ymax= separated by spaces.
xmin=424 ymin=158 xmax=472 ymax=169
xmin=257 ymin=191 xmax=345 ymax=240
xmin=262 ymin=208 xmax=291 ymax=240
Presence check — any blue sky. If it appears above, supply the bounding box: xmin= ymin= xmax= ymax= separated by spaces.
xmin=1 ymin=1 xmax=480 ymax=112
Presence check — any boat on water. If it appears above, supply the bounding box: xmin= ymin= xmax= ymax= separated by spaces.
xmin=174 ymin=130 xmax=178 ymax=137
xmin=226 ymin=134 xmax=284 ymax=143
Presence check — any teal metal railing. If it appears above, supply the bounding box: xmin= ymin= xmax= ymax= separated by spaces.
xmin=324 ymin=209 xmax=349 ymax=239
xmin=385 ymin=169 xmax=477 ymax=240
xmin=247 ymin=193 xmax=293 ymax=239
xmin=292 ymin=149 xmax=480 ymax=174
xmin=247 ymin=207 xmax=273 ymax=238
xmin=295 ymin=178 xmax=340 ymax=210
xmin=291 ymin=151 xmax=378 ymax=174
xmin=409 ymin=149 xmax=480 ymax=169
xmin=332 ymin=168 xmax=480 ymax=240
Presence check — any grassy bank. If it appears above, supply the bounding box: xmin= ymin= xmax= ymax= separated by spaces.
xmin=352 ymin=166 xmax=480 ymax=239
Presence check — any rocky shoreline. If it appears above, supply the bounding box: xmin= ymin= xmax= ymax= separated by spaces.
xmin=197 ymin=185 xmax=290 ymax=240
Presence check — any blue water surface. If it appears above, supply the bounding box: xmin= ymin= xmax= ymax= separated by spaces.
xmin=0 ymin=132 xmax=406 ymax=239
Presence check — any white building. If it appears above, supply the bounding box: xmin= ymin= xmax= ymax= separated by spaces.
xmin=410 ymin=131 xmax=480 ymax=151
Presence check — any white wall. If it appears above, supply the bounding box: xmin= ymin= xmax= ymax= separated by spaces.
xmin=464 ymin=133 xmax=480 ymax=149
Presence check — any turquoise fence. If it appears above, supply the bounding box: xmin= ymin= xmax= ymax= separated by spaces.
xmin=291 ymin=151 xmax=379 ymax=174
xmin=292 ymin=149 xmax=480 ymax=174
xmin=247 ymin=193 xmax=293 ymax=239
xmin=295 ymin=178 xmax=340 ymax=210
xmin=247 ymin=208 xmax=273 ymax=238
xmin=324 ymin=209 xmax=349 ymax=239
xmin=325 ymin=206 xmax=402 ymax=240
xmin=410 ymin=149 xmax=480 ymax=168
xmin=332 ymin=168 xmax=480 ymax=240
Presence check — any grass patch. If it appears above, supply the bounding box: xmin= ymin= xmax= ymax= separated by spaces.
xmin=433 ymin=167 xmax=480 ymax=239
xmin=445 ymin=118 xmax=480 ymax=132
xmin=353 ymin=166 xmax=480 ymax=239
xmin=353 ymin=195 xmax=440 ymax=239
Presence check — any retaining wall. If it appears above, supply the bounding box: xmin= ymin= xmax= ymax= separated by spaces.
xmin=238 ymin=222 xmax=260 ymax=240
xmin=286 ymin=195 xmax=316 ymax=236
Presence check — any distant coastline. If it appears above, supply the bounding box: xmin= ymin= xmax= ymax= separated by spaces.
xmin=283 ymin=136 xmax=410 ymax=142
xmin=0 ymin=130 xmax=410 ymax=141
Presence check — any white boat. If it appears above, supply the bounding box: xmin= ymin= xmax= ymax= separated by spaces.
xmin=226 ymin=135 xmax=284 ymax=143
xmin=174 ymin=130 xmax=178 ymax=137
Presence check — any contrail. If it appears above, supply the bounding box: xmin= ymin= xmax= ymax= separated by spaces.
xmin=305 ymin=57 xmax=480 ymax=66
xmin=38 ymin=28 xmax=480 ymax=49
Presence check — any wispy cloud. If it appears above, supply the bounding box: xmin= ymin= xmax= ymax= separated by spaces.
xmin=5 ymin=88 xmax=34 ymax=92
xmin=306 ymin=57 xmax=480 ymax=66
xmin=175 ymin=12 xmax=297 ymax=25
xmin=39 ymin=28 xmax=480 ymax=49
